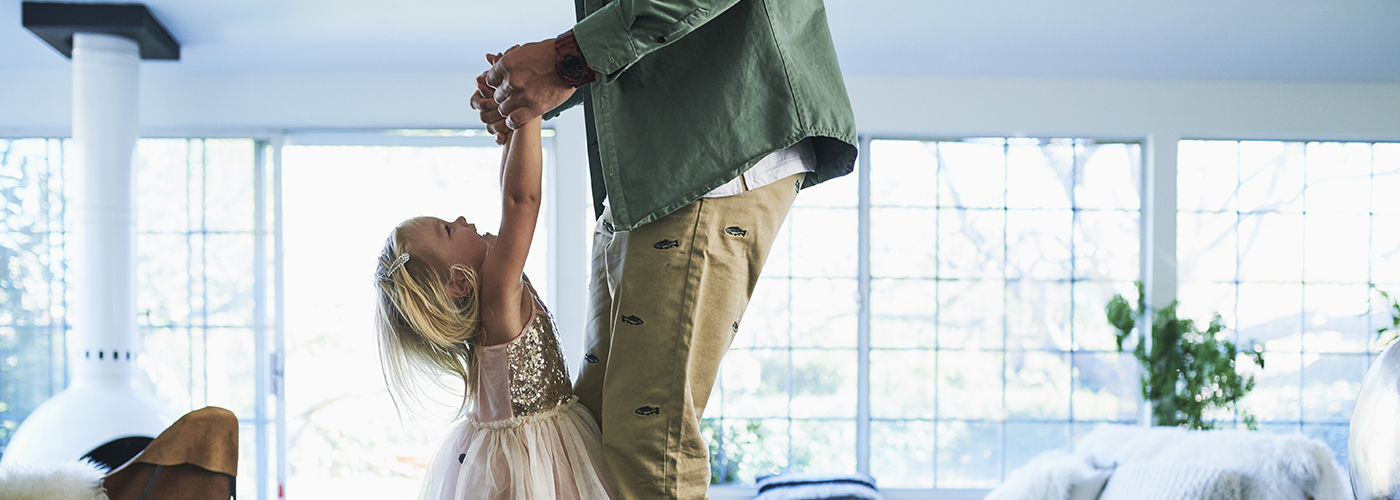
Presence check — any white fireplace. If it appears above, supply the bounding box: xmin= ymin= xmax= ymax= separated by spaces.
xmin=3 ymin=3 xmax=181 ymax=470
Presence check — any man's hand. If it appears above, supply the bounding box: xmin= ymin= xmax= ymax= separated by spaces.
xmin=482 ymin=39 xmax=577 ymax=131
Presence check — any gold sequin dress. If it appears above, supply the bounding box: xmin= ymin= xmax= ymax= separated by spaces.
xmin=419 ymin=287 xmax=617 ymax=500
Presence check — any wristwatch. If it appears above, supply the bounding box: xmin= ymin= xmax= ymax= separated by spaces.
xmin=555 ymin=30 xmax=597 ymax=88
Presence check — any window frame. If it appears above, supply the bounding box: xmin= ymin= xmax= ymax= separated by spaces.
xmin=0 ymin=133 xmax=282 ymax=499
xmin=700 ymin=134 xmax=1149 ymax=496
xmin=14 ymin=128 xmax=1394 ymax=499
xmin=1174 ymin=138 xmax=1400 ymax=464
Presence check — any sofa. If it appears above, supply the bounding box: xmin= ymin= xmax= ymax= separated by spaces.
xmin=986 ymin=424 xmax=1351 ymax=500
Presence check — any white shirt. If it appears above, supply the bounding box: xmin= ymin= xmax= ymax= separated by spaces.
xmin=600 ymin=138 xmax=816 ymax=213
xmin=702 ymin=138 xmax=815 ymax=198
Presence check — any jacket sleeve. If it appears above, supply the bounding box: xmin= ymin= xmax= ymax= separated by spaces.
xmin=572 ymin=0 xmax=746 ymax=82
xmin=543 ymin=86 xmax=587 ymax=121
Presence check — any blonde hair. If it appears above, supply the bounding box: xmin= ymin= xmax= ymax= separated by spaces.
xmin=374 ymin=218 xmax=483 ymax=417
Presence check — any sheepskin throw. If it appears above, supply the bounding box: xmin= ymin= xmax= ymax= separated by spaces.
xmin=754 ymin=472 xmax=884 ymax=500
xmin=0 ymin=461 xmax=108 ymax=500
xmin=1075 ymin=425 xmax=1351 ymax=500
xmin=986 ymin=425 xmax=1351 ymax=500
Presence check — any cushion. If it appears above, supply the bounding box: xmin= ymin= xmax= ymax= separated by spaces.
xmin=1068 ymin=468 xmax=1111 ymax=500
xmin=987 ymin=449 xmax=1112 ymax=500
xmin=754 ymin=472 xmax=884 ymax=500
xmin=1098 ymin=462 xmax=1241 ymax=500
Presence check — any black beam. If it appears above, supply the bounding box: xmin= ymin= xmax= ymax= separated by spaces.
xmin=21 ymin=2 xmax=180 ymax=60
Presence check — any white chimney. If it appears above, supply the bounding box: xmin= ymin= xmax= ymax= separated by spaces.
xmin=4 ymin=3 xmax=181 ymax=470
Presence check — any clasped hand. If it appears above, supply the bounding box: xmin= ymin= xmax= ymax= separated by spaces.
xmin=470 ymin=40 xmax=577 ymax=144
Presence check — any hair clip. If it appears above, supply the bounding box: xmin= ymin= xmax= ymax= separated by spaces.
xmin=385 ymin=252 xmax=410 ymax=277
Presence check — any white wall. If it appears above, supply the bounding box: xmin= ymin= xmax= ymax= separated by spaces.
xmin=8 ymin=70 xmax=1399 ymax=138
xmin=848 ymin=76 xmax=1400 ymax=140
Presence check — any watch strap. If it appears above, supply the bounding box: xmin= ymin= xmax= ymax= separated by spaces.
xmin=555 ymin=30 xmax=597 ymax=88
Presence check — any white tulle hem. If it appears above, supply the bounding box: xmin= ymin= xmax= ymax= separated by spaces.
xmin=418 ymin=397 xmax=618 ymax=500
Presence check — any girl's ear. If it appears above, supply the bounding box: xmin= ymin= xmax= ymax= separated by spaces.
xmin=446 ymin=266 xmax=474 ymax=299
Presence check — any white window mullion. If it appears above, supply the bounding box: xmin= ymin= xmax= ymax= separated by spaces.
xmin=1141 ymin=132 xmax=1180 ymax=424
xmin=547 ymin=113 xmax=592 ymax=366
xmin=1144 ymin=133 xmax=1180 ymax=312
xmin=857 ymin=135 xmax=873 ymax=476
xmin=271 ymin=133 xmax=288 ymax=500
xmin=253 ymin=139 xmax=270 ymax=500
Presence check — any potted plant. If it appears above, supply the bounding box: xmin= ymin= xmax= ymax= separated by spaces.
xmin=1105 ymin=282 xmax=1265 ymax=430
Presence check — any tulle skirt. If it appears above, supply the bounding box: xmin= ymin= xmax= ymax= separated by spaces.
xmin=418 ymin=396 xmax=618 ymax=500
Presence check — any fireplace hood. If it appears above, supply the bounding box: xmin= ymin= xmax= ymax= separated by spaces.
xmin=2 ymin=3 xmax=181 ymax=470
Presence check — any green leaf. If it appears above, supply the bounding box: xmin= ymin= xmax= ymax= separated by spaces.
xmin=1106 ymin=294 xmax=1136 ymax=351
xmin=1108 ymin=291 xmax=1262 ymax=431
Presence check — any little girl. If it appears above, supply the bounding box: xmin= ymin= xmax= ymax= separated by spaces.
xmin=373 ymin=114 xmax=616 ymax=499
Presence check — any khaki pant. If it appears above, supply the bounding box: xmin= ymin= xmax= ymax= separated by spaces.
xmin=575 ymin=174 xmax=802 ymax=500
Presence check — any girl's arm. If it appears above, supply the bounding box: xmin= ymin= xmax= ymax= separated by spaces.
xmin=477 ymin=117 xmax=542 ymax=345
xmin=497 ymin=127 xmax=512 ymax=188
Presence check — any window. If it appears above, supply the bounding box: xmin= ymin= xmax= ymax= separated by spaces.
xmin=0 ymin=138 xmax=69 ymax=451
xmin=133 ymin=138 xmax=277 ymax=500
xmin=704 ymin=150 xmax=860 ymax=485
xmin=15 ymin=132 xmax=1392 ymax=496
xmin=280 ymin=131 xmax=553 ymax=498
xmin=0 ymin=137 xmax=278 ymax=500
xmin=1177 ymin=140 xmax=1400 ymax=464
xmin=705 ymin=137 xmax=1143 ymax=489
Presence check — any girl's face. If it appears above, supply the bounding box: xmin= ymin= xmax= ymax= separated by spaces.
xmin=409 ymin=216 xmax=494 ymax=273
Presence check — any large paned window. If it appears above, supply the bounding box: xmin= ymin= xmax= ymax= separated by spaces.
xmin=703 ymin=156 xmax=861 ymax=485
xmin=134 ymin=138 xmax=277 ymax=500
xmin=704 ymin=137 xmax=1143 ymax=489
xmin=280 ymin=131 xmax=552 ymax=498
xmin=1177 ymin=140 xmax=1400 ymax=464
xmin=20 ymin=132 xmax=1399 ymax=497
xmin=0 ymin=138 xmax=69 ymax=451
xmin=0 ymin=137 xmax=277 ymax=500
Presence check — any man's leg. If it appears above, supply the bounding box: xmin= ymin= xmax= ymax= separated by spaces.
xmin=576 ymin=207 xmax=627 ymax=426
xmin=580 ymin=175 xmax=802 ymax=500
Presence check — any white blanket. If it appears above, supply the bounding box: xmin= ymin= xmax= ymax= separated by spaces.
xmin=984 ymin=425 xmax=1352 ymax=500
xmin=1076 ymin=425 xmax=1351 ymax=500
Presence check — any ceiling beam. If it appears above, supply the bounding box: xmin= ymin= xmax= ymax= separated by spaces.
xmin=21 ymin=2 xmax=180 ymax=60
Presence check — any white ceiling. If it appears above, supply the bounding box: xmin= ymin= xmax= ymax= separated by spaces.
xmin=3 ymin=0 xmax=1399 ymax=82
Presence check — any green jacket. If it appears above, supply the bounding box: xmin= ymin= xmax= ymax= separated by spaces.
xmin=544 ymin=0 xmax=858 ymax=230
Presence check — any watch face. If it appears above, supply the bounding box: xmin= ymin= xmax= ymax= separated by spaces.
xmin=562 ymin=55 xmax=587 ymax=80
xmin=560 ymin=54 xmax=588 ymax=82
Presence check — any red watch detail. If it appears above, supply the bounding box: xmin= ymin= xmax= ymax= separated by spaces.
xmin=555 ymin=30 xmax=597 ymax=88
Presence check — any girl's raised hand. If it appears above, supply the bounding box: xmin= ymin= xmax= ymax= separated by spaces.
xmin=473 ymin=53 xmax=511 ymax=144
